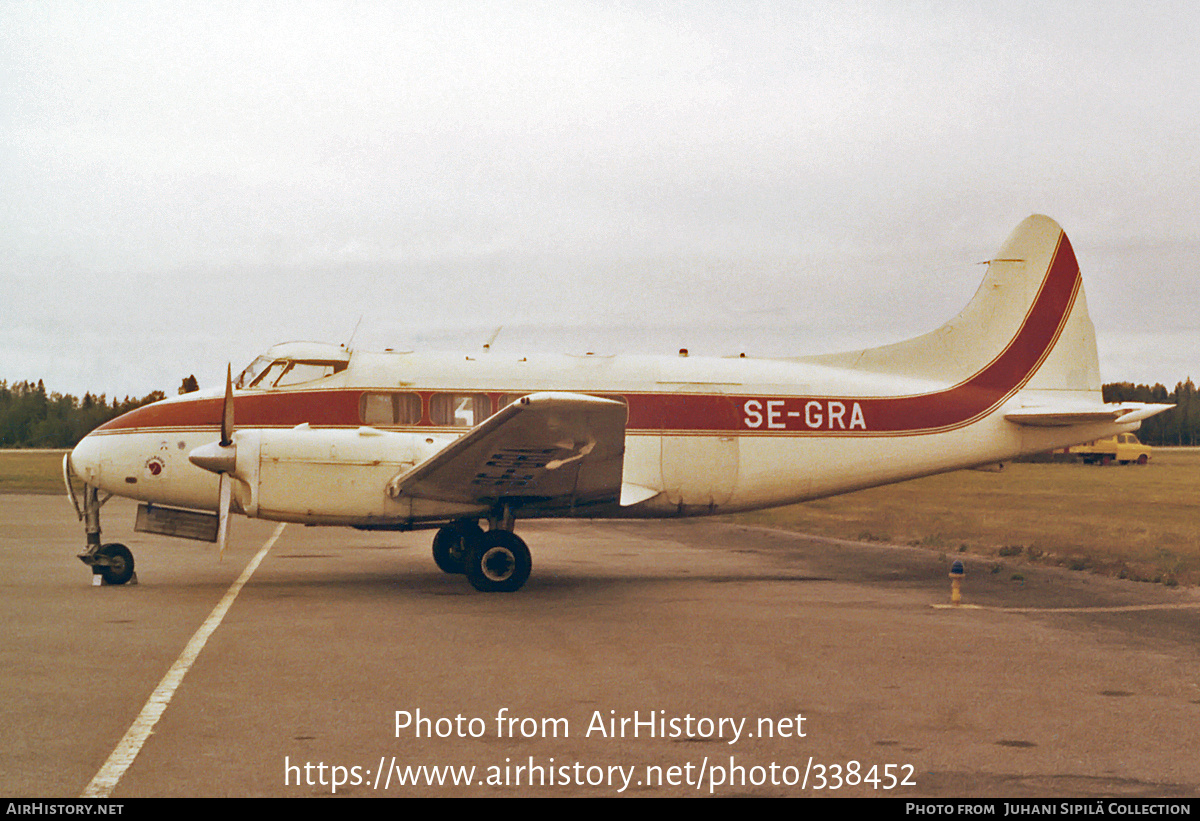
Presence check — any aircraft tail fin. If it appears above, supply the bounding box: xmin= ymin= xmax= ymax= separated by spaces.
xmin=798 ymin=215 xmax=1101 ymax=397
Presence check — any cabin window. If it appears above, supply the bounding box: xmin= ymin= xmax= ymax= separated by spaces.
xmin=359 ymin=392 xmax=422 ymax=425
xmin=496 ymin=394 xmax=522 ymax=411
xmin=430 ymin=393 xmax=490 ymax=427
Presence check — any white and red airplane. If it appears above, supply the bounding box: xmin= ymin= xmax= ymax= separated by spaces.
xmin=64 ymin=215 xmax=1171 ymax=592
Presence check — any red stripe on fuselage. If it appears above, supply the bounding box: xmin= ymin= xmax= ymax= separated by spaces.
xmin=93 ymin=234 xmax=1079 ymax=438
xmin=91 ymin=389 xmax=364 ymax=433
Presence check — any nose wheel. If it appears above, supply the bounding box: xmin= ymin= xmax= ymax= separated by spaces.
xmin=94 ymin=543 xmax=136 ymax=586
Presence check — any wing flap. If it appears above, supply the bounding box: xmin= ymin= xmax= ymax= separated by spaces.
xmin=386 ymin=392 xmax=627 ymax=508
xmin=620 ymin=482 xmax=659 ymax=506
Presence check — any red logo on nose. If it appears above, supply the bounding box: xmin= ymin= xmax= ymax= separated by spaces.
xmin=146 ymin=458 xmax=164 ymax=476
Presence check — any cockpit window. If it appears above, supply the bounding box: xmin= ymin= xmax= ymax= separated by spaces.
xmin=252 ymin=361 xmax=289 ymax=388
xmin=235 ymin=357 xmax=348 ymax=390
xmin=274 ymin=361 xmax=342 ymax=386
xmin=234 ymin=356 xmax=274 ymax=389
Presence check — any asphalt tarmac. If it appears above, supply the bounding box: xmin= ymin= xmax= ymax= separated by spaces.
xmin=3 ymin=493 xmax=1198 ymax=798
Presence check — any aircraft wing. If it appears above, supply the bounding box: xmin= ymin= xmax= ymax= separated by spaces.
xmin=1004 ymin=403 xmax=1173 ymax=427
xmin=386 ymin=392 xmax=628 ymax=509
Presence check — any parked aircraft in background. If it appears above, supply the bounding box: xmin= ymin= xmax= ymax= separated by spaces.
xmin=64 ymin=216 xmax=1171 ymax=591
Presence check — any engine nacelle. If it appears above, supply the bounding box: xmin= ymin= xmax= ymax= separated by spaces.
xmin=233 ymin=425 xmax=460 ymax=525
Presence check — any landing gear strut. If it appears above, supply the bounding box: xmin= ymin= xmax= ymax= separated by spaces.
xmin=66 ymin=457 xmax=137 ymax=586
xmin=430 ymin=509 xmax=532 ymax=592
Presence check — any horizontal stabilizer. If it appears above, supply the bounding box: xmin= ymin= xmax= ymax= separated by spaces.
xmin=1004 ymin=403 xmax=1173 ymax=427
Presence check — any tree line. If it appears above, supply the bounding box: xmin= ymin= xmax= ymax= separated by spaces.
xmin=0 ymin=380 xmax=166 ymax=448
xmin=1103 ymin=379 xmax=1197 ymax=446
xmin=1 ymin=377 xmax=1196 ymax=449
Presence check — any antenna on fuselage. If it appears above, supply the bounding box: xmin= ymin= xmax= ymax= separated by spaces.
xmin=482 ymin=326 xmax=503 ymax=352
xmin=346 ymin=314 xmax=364 ymax=350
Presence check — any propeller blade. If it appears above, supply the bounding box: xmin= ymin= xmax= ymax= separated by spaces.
xmin=220 ymin=363 xmax=234 ymax=447
xmin=216 ymin=472 xmax=232 ymax=561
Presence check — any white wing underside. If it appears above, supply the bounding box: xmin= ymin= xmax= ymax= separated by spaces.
xmin=386 ymin=392 xmax=630 ymax=509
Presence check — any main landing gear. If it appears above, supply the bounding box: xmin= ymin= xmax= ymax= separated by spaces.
xmin=431 ymin=514 xmax=532 ymax=593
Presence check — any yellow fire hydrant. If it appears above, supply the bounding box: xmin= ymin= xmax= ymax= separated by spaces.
xmin=949 ymin=560 xmax=965 ymax=605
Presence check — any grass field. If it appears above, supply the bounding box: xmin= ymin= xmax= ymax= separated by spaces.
xmin=6 ymin=447 xmax=1197 ymax=587
xmin=727 ymin=448 xmax=1200 ymax=588
xmin=0 ymin=450 xmax=70 ymax=495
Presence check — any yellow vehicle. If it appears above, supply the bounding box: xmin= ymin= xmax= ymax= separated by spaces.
xmin=1068 ymin=433 xmax=1152 ymax=465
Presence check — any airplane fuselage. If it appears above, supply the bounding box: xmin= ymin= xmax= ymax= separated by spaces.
xmin=70 ymin=348 xmax=1130 ymax=528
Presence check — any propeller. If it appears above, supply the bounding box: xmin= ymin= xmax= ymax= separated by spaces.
xmin=221 ymin=362 xmax=235 ymax=447
xmin=188 ymin=365 xmax=236 ymax=559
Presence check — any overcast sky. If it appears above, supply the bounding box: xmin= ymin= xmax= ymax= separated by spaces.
xmin=2 ymin=1 xmax=1198 ymax=397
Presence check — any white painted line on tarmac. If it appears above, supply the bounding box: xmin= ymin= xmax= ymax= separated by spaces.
xmin=81 ymin=523 xmax=287 ymax=798
xmin=999 ymin=602 xmax=1200 ymax=613
xmin=932 ymin=601 xmax=1200 ymax=612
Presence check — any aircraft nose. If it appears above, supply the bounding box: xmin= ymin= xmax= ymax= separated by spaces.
xmin=70 ymin=433 xmax=105 ymax=486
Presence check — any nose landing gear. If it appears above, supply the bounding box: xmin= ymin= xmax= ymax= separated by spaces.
xmin=66 ymin=457 xmax=138 ymax=586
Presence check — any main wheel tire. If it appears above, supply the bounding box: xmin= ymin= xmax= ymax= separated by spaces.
xmin=97 ymin=543 xmax=135 ymax=585
xmin=432 ymin=521 xmax=483 ymax=575
xmin=465 ymin=531 xmax=531 ymax=593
